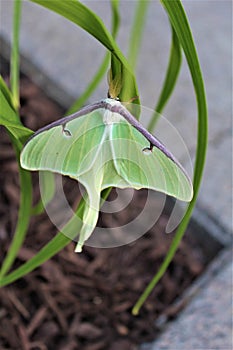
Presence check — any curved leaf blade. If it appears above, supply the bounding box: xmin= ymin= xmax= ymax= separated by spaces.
xmin=66 ymin=0 xmax=120 ymax=114
xmin=0 ymin=89 xmax=33 ymax=148
xmin=0 ymin=188 xmax=112 ymax=287
xmin=128 ymin=0 xmax=150 ymax=70
xmin=30 ymin=0 xmax=139 ymax=105
xmin=10 ymin=0 xmax=22 ymax=110
xmin=132 ymin=0 xmax=208 ymax=314
xmin=148 ymin=23 xmax=182 ymax=132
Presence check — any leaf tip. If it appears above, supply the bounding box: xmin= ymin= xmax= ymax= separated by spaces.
xmin=131 ymin=307 xmax=139 ymax=316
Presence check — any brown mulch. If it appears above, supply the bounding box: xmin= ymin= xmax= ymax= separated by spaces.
xmin=0 ymin=69 xmax=207 ymax=350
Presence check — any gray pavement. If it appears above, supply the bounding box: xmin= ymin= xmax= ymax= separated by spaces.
xmin=142 ymin=249 xmax=233 ymax=350
xmin=0 ymin=1 xmax=232 ymax=349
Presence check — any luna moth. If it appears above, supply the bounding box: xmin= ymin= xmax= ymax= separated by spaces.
xmin=20 ymin=98 xmax=193 ymax=252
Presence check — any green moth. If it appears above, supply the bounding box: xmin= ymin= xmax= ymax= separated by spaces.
xmin=20 ymin=98 xmax=193 ymax=252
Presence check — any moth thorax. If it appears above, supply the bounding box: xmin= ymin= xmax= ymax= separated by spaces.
xmin=103 ymin=109 xmax=123 ymax=125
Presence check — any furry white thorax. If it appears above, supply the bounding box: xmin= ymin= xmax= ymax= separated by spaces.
xmin=103 ymin=98 xmax=124 ymax=125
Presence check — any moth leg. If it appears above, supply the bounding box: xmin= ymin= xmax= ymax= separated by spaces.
xmin=62 ymin=123 xmax=72 ymax=137
xmin=142 ymin=142 xmax=154 ymax=153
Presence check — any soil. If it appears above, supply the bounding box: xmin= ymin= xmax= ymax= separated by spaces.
xmin=0 ymin=66 xmax=207 ymax=350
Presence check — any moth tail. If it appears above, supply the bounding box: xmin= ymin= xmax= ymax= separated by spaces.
xmin=74 ymin=193 xmax=100 ymax=253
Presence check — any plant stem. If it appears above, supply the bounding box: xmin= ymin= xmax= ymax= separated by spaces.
xmin=10 ymin=0 xmax=22 ymax=111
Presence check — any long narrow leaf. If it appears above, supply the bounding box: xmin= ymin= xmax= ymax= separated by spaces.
xmin=0 ymin=83 xmax=33 ymax=146
xmin=0 ymin=138 xmax=32 ymax=278
xmin=30 ymin=0 xmax=139 ymax=105
xmin=0 ymin=86 xmax=32 ymax=278
xmin=10 ymin=0 xmax=22 ymax=110
xmin=148 ymin=23 xmax=182 ymax=132
xmin=66 ymin=0 xmax=120 ymax=115
xmin=0 ymin=89 xmax=19 ymax=124
xmin=0 ymin=0 xmax=34 ymax=276
xmin=0 ymin=188 xmax=111 ymax=287
xmin=0 ymin=75 xmax=14 ymax=109
xmin=128 ymin=0 xmax=150 ymax=71
xmin=0 ymin=234 xmax=70 ymax=287
xmin=132 ymin=0 xmax=208 ymax=315
xmin=161 ymin=0 xmax=208 ymax=189
xmin=0 ymin=94 xmax=33 ymax=277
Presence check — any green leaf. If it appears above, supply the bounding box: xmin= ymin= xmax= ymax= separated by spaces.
xmin=0 ymin=233 xmax=71 ymax=287
xmin=0 ymin=89 xmax=33 ymax=148
xmin=0 ymin=194 xmax=87 ymax=286
xmin=0 ymin=89 xmax=19 ymax=124
xmin=0 ymin=124 xmax=32 ymax=278
xmin=66 ymin=0 xmax=120 ymax=115
xmin=0 ymin=3 xmax=33 ymax=277
xmin=30 ymin=0 xmax=139 ymax=106
xmin=10 ymin=0 xmax=22 ymax=111
xmin=128 ymin=0 xmax=150 ymax=71
xmin=110 ymin=0 xmax=150 ymax=108
xmin=0 ymin=188 xmax=112 ymax=287
xmin=0 ymin=75 xmax=14 ymax=110
xmin=161 ymin=0 xmax=208 ymax=191
xmin=0 ymin=151 xmax=32 ymax=278
xmin=132 ymin=0 xmax=208 ymax=315
xmin=148 ymin=23 xmax=182 ymax=132
xmin=0 ymin=64 xmax=33 ymax=278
